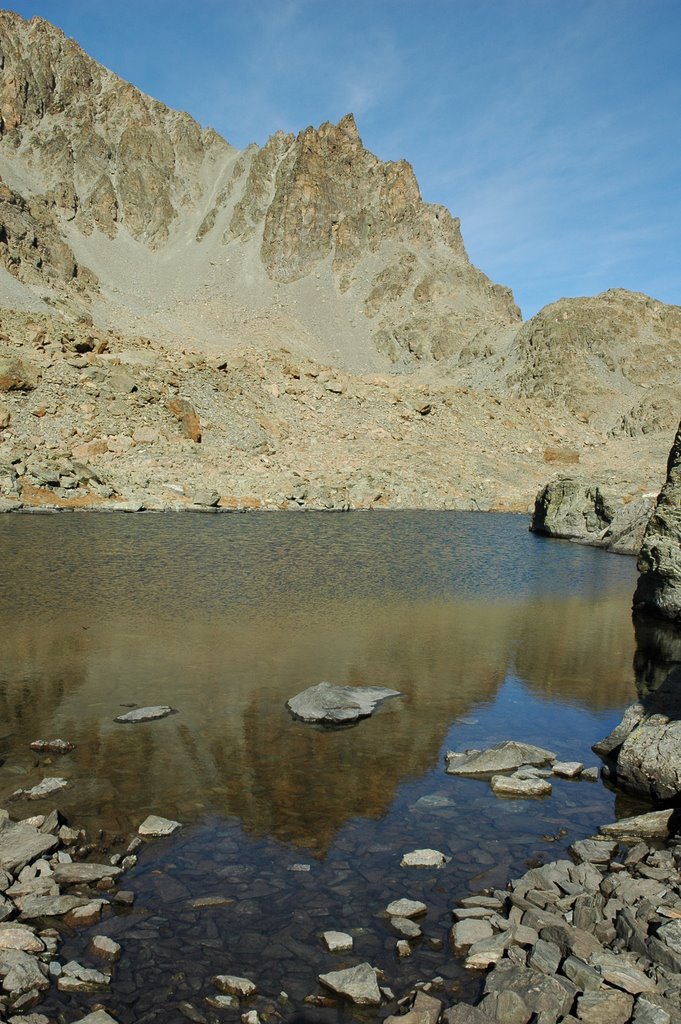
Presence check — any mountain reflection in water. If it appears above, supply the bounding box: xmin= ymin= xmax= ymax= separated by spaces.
xmin=0 ymin=511 xmax=637 ymax=852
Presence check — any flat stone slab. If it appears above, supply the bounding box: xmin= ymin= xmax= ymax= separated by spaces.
xmin=286 ymin=682 xmax=401 ymax=725
xmin=52 ymin=862 xmax=122 ymax=885
xmin=0 ymin=821 xmax=58 ymax=872
xmin=319 ymin=962 xmax=381 ymax=1005
xmin=400 ymin=848 xmax=446 ymax=868
xmin=600 ymin=809 xmax=674 ymax=839
xmin=322 ymin=930 xmax=353 ymax=952
xmin=385 ymin=898 xmax=427 ymax=918
xmin=76 ymin=1012 xmax=120 ymax=1024
xmin=138 ymin=815 xmax=182 ymax=837
xmin=114 ymin=705 xmax=176 ymax=724
xmin=490 ymin=774 xmax=552 ymax=798
xmin=552 ymin=761 xmax=584 ymax=777
xmin=19 ymin=894 xmax=91 ymax=919
xmin=11 ymin=777 xmax=69 ymax=800
xmin=445 ymin=740 xmax=556 ymax=775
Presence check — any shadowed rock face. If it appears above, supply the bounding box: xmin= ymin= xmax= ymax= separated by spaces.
xmin=634 ymin=421 xmax=681 ymax=624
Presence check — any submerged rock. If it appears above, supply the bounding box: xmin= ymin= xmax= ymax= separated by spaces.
xmin=11 ymin=778 xmax=69 ymax=801
xmin=28 ymin=740 xmax=75 ymax=755
xmin=445 ymin=740 xmax=556 ymax=775
xmin=138 ymin=815 xmax=182 ymax=837
xmin=400 ymin=848 xmax=447 ymax=868
xmin=322 ymin=931 xmax=353 ymax=953
xmin=114 ymin=705 xmax=177 ymax=723
xmin=490 ymin=774 xmax=552 ymax=798
xmin=286 ymin=682 xmax=401 ymax=725
xmin=318 ymin=962 xmax=381 ymax=1005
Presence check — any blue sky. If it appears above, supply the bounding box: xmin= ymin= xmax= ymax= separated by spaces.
xmin=7 ymin=0 xmax=681 ymax=318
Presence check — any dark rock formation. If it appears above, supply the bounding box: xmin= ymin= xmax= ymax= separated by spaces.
xmin=634 ymin=420 xmax=681 ymax=623
xmin=530 ymin=477 xmax=655 ymax=554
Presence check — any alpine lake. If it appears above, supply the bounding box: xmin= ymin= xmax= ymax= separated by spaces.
xmin=0 ymin=510 xmax=647 ymax=1023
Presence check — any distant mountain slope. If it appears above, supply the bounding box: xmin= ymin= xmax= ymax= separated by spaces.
xmin=0 ymin=10 xmax=679 ymax=513
xmin=0 ymin=10 xmax=519 ymax=370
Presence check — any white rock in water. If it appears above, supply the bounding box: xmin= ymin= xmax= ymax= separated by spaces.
xmin=400 ymin=848 xmax=447 ymax=868
xmin=323 ymin=930 xmax=353 ymax=952
xmin=138 ymin=815 xmax=182 ymax=837
xmin=490 ymin=774 xmax=552 ymax=798
xmin=213 ymin=974 xmax=257 ymax=997
xmin=385 ymin=898 xmax=427 ymax=918
xmin=553 ymin=761 xmax=584 ymax=777
xmin=12 ymin=777 xmax=69 ymax=801
xmin=114 ymin=705 xmax=176 ymax=723
xmin=319 ymin=962 xmax=381 ymax=1005
xmin=286 ymin=682 xmax=401 ymax=725
xmin=77 ymin=1012 xmax=120 ymax=1024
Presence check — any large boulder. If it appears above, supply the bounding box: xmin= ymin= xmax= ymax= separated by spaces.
xmin=530 ymin=477 xmax=655 ymax=554
xmin=530 ymin=477 xmax=617 ymax=542
xmin=594 ymin=666 xmax=681 ymax=803
xmin=634 ymin=420 xmax=681 ymax=622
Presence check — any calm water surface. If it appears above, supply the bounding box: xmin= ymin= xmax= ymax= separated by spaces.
xmin=0 ymin=512 xmax=641 ymax=1022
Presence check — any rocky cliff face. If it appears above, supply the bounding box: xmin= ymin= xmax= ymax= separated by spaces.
xmin=634 ymin=421 xmax=681 ymax=623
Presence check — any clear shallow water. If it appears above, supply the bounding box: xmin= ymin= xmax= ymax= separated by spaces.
xmin=0 ymin=511 xmax=642 ymax=1022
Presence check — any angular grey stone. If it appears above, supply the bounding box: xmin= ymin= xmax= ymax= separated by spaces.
xmin=527 ymin=938 xmax=561 ymax=975
xmin=318 ymin=962 xmax=381 ymax=1005
xmin=484 ymin=960 xmax=576 ymax=1018
xmin=465 ymin=932 xmax=510 ymax=969
xmin=553 ymin=761 xmax=584 ymax=777
xmin=575 ymin=989 xmax=634 ymax=1023
xmin=445 ymin=741 xmax=556 ymax=775
xmin=11 ymin=777 xmax=69 ymax=801
xmin=634 ymin=421 xmax=681 ymax=624
xmin=74 ymin=1011 xmax=119 ymax=1024
xmin=480 ymin=989 xmax=531 ymax=1024
xmin=19 ymin=895 xmax=90 ymax=919
xmin=0 ymin=949 xmax=48 ymax=994
xmin=599 ymin=960 xmax=657 ymax=994
xmin=57 ymin=959 xmax=110 ymax=992
xmin=600 ymin=810 xmax=674 ymax=840
xmin=391 ymin=916 xmax=421 ymax=939
xmin=442 ymin=1004 xmax=494 ymax=1024
xmin=52 ymin=862 xmax=122 ymax=885
xmin=138 ymin=814 xmax=182 ymax=837
xmin=570 ymin=839 xmax=618 ymax=865
xmin=386 ymin=898 xmax=427 ymax=918
xmin=632 ymin=995 xmax=674 ymax=1024
xmin=89 ymin=935 xmax=121 ymax=961
xmin=593 ymin=703 xmax=645 ymax=757
xmin=401 ymin=848 xmax=446 ymax=868
xmin=657 ymin=920 xmax=681 ymax=956
xmin=563 ymin=955 xmax=603 ymax=991
xmin=114 ymin=705 xmax=176 ymax=723
xmin=213 ymin=975 xmax=257 ymax=997
xmin=451 ymin=918 xmax=494 ymax=954
xmin=322 ymin=931 xmax=352 ymax=953
xmin=491 ymin=774 xmax=552 ymax=798
xmin=287 ymin=682 xmax=400 ymax=725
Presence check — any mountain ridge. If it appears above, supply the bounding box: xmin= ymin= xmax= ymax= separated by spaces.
xmin=0 ymin=10 xmax=678 ymax=513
